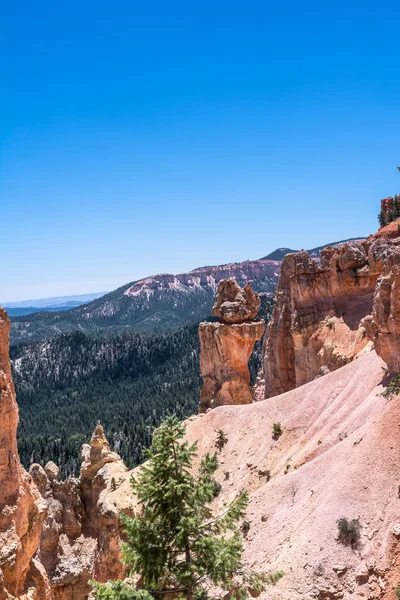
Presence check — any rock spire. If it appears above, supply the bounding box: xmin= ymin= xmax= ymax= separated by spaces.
xmin=198 ymin=280 xmax=265 ymax=412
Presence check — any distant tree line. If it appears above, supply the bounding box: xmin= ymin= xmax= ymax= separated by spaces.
xmin=12 ymin=297 xmax=273 ymax=479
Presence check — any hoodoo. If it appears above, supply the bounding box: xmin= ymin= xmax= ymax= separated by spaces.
xmin=198 ymin=280 xmax=265 ymax=412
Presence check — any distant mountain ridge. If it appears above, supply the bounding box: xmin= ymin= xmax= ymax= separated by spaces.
xmin=4 ymin=292 xmax=107 ymax=317
xmin=10 ymin=260 xmax=279 ymax=342
xmin=261 ymin=237 xmax=365 ymax=261
xmin=10 ymin=238 xmax=364 ymax=343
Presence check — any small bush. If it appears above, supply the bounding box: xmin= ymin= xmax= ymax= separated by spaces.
xmin=272 ymin=422 xmax=283 ymax=440
xmin=395 ymin=584 xmax=400 ymax=600
xmin=110 ymin=477 xmax=117 ymax=491
xmin=380 ymin=373 xmax=400 ymax=400
xmin=215 ymin=429 xmax=228 ymax=452
xmin=267 ymin=571 xmax=285 ymax=586
xmin=337 ymin=517 xmax=361 ymax=548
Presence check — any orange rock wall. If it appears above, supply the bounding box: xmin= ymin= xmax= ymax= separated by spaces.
xmin=199 ymin=320 xmax=265 ymax=412
xmin=263 ymin=241 xmax=385 ymax=398
xmin=0 ymin=308 xmax=51 ymax=600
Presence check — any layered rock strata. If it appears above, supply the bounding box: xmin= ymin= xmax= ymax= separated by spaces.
xmin=263 ymin=240 xmax=389 ymax=398
xmin=199 ymin=281 xmax=265 ymax=412
xmin=0 ymin=307 xmax=50 ymax=600
xmin=363 ymin=244 xmax=400 ymax=373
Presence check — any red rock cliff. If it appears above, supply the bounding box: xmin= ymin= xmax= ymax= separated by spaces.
xmin=0 ymin=307 xmax=51 ymax=600
xmin=263 ymin=240 xmax=388 ymax=398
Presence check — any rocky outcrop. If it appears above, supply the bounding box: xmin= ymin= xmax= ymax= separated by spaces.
xmin=211 ymin=280 xmax=260 ymax=323
xmin=263 ymin=240 xmax=386 ymax=398
xmin=30 ymin=423 xmax=134 ymax=600
xmin=199 ymin=281 xmax=265 ymax=412
xmin=363 ymin=244 xmax=400 ymax=373
xmin=0 ymin=307 xmax=50 ymax=600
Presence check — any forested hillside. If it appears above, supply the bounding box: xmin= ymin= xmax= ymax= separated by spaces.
xmin=12 ymin=327 xmax=202 ymax=477
xmin=10 ymin=263 xmax=278 ymax=343
xmin=12 ymin=296 xmax=273 ymax=477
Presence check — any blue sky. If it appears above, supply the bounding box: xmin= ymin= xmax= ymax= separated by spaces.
xmin=2 ymin=1 xmax=400 ymax=301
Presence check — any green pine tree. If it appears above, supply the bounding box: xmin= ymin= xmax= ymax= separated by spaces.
xmin=91 ymin=415 xmax=282 ymax=600
xmin=378 ymin=209 xmax=388 ymax=228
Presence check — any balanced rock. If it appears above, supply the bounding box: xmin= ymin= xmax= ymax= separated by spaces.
xmin=199 ymin=281 xmax=265 ymax=412
xmin=212 ymin=280 xmax=260 ymax=324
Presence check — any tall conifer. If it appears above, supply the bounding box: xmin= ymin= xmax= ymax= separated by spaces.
xmin=91 ymin=416 xmax=281 ymax=600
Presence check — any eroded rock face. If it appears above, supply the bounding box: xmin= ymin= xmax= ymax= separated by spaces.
xmin=212 ymin=280 xmax=260 ymax=324
xmin=363 ymin=245 xmax=400 ymax=373
xmin=0 ymin=307 xmax=50 ymax=600
xmin=30 ymin=423 xmax=131 ymax=600
xmin=263 ymin=241 xmax=384 ymax=398
xmin=199 ymin=281 xmax=265 ymax=412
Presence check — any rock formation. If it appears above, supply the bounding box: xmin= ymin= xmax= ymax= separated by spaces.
xmin=211 ymin=280 xmax=260 ymax=323
xmin=0 ymin=307 xmax=51 ymax=600
xmin=263 ymin=240 xmax=386 ymax=398
xmin=363 ymin=244 xmax=400 ymax=373
xmin=30 ymin=421 xmax=136 ymax=600
xmin=199 ymin=281 xmax=265 ymax=412
xmin=0 ymin=304 xmax=142 ymax=600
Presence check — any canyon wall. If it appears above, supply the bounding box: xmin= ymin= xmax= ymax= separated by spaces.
xmin=263 ymin=235 xmax=400 ymax=398
xmin=0 ymin=305 xmax=138 ymax=600
xmin=363 ymin=244 xmax=400 ymax=373
xmin=0 ymin=307 xmax=51 ymax=600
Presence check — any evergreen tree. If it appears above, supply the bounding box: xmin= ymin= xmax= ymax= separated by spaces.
xmin=91 ymin=416 xmax=281 ymax=600
xmin=378 ymin=209 xmax=388 ymax=228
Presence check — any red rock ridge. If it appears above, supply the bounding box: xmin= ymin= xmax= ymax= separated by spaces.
xmin=263 ymin=240 xmax=387 ymax=398
xmin=123 ymin=259 xmax=280 ymax=297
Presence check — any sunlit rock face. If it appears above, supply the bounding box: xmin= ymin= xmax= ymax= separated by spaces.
xmin=363 ymin=244 xmax=400 ymax=373
xmin=0 ymin=307 xmax=50 ymax=600
xmin=263 ymin=241 xmax=385 ymax=398
xmin=199 ymin=281 xmax=265 ymax=412
xmin=211 ymin=280 xmax=261 ymax=324
xmin=30 ymin=421 xmax=133 ymax=600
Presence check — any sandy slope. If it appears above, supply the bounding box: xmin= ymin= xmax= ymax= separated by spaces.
xmin=185 ymin=351 xmax=400 ymax=599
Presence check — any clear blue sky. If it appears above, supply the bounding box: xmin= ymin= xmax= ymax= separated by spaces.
xmin=2 ymin=1 xmax=400 ymax=301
